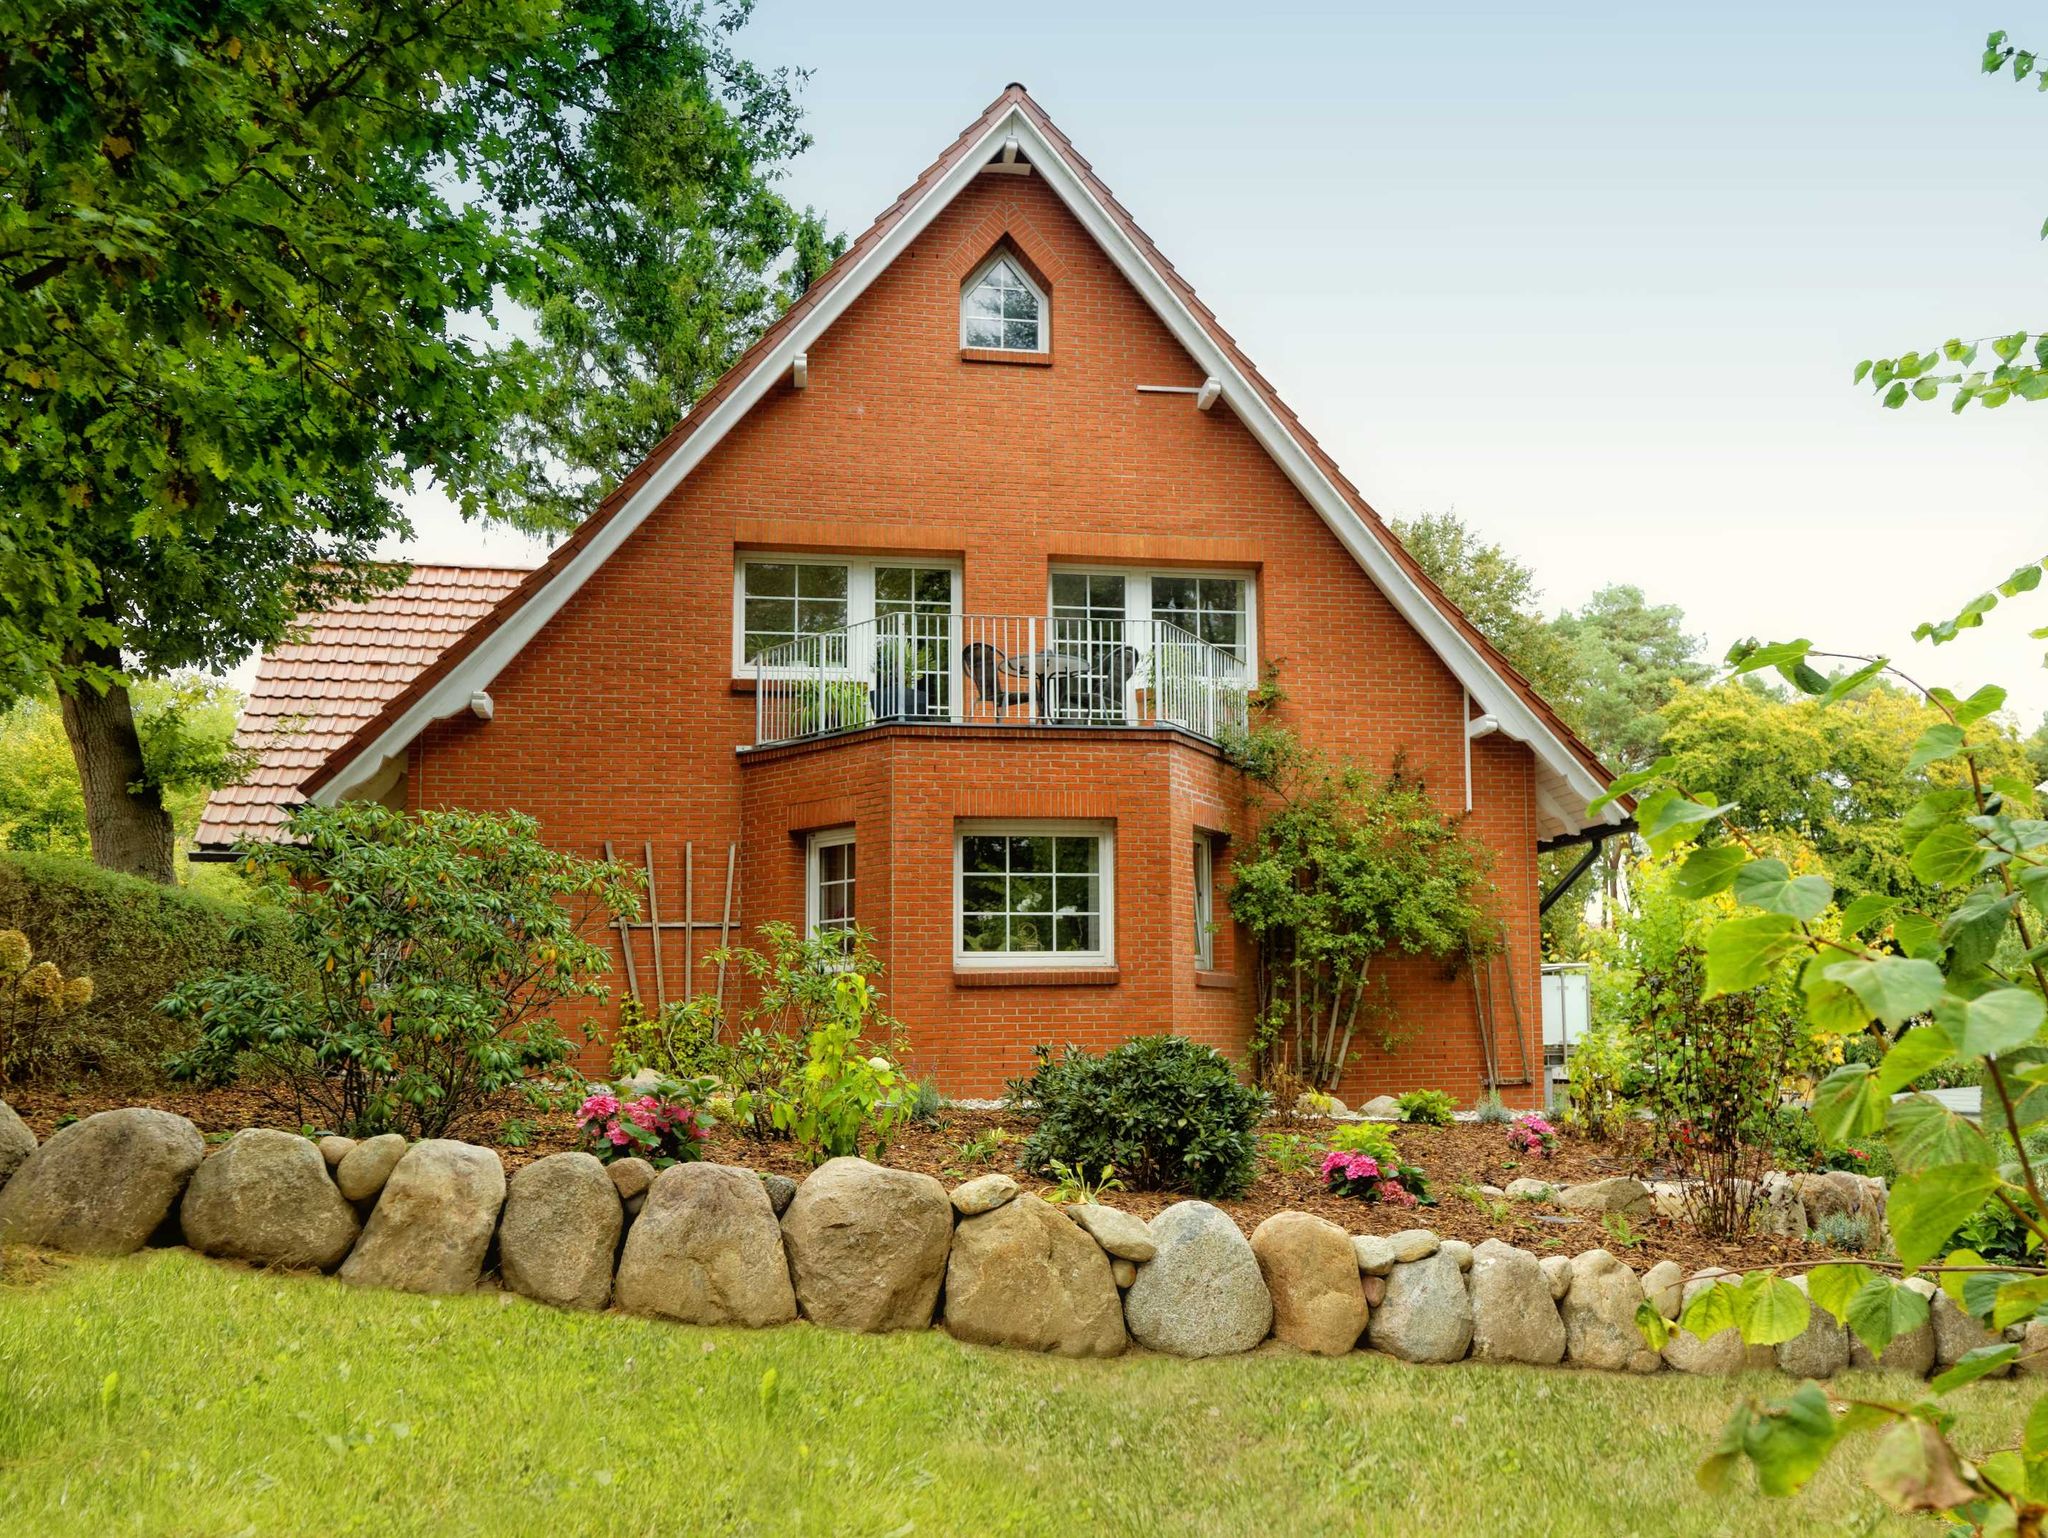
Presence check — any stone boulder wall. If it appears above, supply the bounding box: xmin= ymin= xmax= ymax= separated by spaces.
xmin=499 ymin=1152 xmax=623 ymax=1312
xmin=0 ymin=1099 xmax=35 ymax=1189
xmin=1468 ymin=1240 xmax=1565 ymax=1366
xmin=1561 ymin=1249 xmax=1661 ymax=1373
xmin=0 ymin=1107 xmax=203 ymax=1255
xmin=780 ymin=1157 xmax=951 ymax=1333
xmin=1850 ymin=1277 xmax=1937 ymax=1376
xmin=945 ymin=1192 xmax=1126 ymax=1357
xmin=1367 ymin=1250 xmax=1474 ymax=1364
xmin=179 ymin=1128 xmax=360 ymax=1271
xmin=338 ymin=1140 xmax=505 ymax=1295
xmin=1124 ymin=1201 xmax=1272 ymax=1358
xmin=1250 ymin=1211 xmax=1367 ymax=1357
xmin=614 ymin=1162 xmax=796 ymax=1327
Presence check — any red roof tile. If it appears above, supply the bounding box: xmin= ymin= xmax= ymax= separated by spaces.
xmin=193 ymin=565 xmax=531 ymax=850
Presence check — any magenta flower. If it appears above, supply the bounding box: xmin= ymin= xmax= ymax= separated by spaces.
xmin=578 ymin=1091 xmax=621 ymax=1126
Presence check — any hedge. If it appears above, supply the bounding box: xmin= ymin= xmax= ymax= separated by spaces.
xmin=0 ymin=853 xmax=299 ymax=1087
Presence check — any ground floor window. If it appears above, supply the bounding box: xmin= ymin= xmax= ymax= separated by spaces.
xmin=1193 ymin=832 xmax=1217 ymax=968
xmin=807 ymin=827 xmax=857 ymax=953
xmin=955 ymin=820 xmax=1113 ymax=966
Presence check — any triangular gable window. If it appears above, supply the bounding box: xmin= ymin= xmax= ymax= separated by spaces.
xmin=961 ymin=255 xmax=1046 ymax=352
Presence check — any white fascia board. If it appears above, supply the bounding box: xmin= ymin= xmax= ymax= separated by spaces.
xmin=313 ymin=111 xmax=1025 ymax=803
xmin=1006 ymin=115 xmax=1617 ymax=831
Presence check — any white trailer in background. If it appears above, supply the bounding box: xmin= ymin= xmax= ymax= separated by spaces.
xmin=1539 ymin=962 xmax=1591 ymax=1110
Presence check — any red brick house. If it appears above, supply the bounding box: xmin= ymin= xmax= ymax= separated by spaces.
xmin=196 ymin=86 xmax=1624 ymax=1104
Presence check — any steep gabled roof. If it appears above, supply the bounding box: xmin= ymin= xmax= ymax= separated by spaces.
xmin=193 ymin=565 xmax=531 ymax=852
xmin=299 ymin=85 xmax=1622 ymax=841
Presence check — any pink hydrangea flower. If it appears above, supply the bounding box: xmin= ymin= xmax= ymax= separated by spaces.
xmin=577 ymin=1091 xmax=621 ymax=1126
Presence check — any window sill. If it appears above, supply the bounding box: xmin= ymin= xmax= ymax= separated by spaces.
xmin=960 ymin=347 xmax=1053 ymax=367
xmin=1194 ymin=968 xmax=1237 ymax=990
xmin=953 ymin=966 xmax=1120 ymax=988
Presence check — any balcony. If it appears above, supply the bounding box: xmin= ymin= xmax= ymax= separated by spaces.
xmin=749 ymin=613 xmax=1252 ymax=749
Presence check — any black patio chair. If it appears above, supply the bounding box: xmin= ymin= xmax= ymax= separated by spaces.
xmin=1075 ymin=644 xmax=1139 ymax=722
xmin=962 ymin=641 xmax=1034 ymax=717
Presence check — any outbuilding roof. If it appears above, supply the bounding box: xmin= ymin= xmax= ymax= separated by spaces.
xmin=192 ymin=565 xmax=531 ymax=853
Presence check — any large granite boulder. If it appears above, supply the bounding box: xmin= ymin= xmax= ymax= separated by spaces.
xmin=1468 ymin=1239 xmax=1565 ymax=1365
xmin=780 ymin=1157 xmax=950 ymax=1332
xmin=1123 ymin=1201 xmax=1271 ymax=1357
xmin=1664 ymin=1269 xmax=1775 ymax=1375
xmin=945 ymin=1192 xmax=1126 ymax=1357
xmin=1367 ymin=1250 xmax=1473 ymax=1364
xmin=615 ymin=1161 xmax=795 ymax=1326
xmin=499 ymin=1152 xmax=622 ymax=1311
xmin=1933 ymin=1289 xmax=2010 ymax=1376
xmin=1250 ymin=1211 xmax=1367 ymax=1356
xmin=0 ymin=1107 xmax=202 ymax=1255
xmin=0 ymin=1099 xmax=35 ymax=1189
xmin=1560 ymin=1249 xmax=1661 ymax=1373
xmin=1640 ymin=1260 xmax=1685 ymax=1321
xmin=336 ymin=1133 xmax=407 ymax=1203
xmin=179 ymin=1128 xmax=359 ymax=1270
xmin=1557 ymin=1178 xmax=1653 ymax=1222
xmin=338 ymin=1139 xmax=504 ymax=1294
xmin=1775 ymin=1273 xmax=1850 ymax=1380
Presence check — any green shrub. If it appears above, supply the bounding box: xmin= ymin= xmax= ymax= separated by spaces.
xmin=903 ymin=1076 xmax=945 ymax=1126
xmin=1327 ymin=1121 xmax=1400 ymax=1162
xmin=1808 ymin=1211 xmax=1872 ymax=1255
xmin=1395 ymin=1089 xmax=1457 ymax=1126
xmin=1008 ymin=1035 xmax=1266 ymax=1199
xmin=609 ymin=995 xmax=733 ymax=1083
xmin=164 ymin=804 xmax=638 ymax=1138
xmin=0 ymin=851 xmax=296 ymax=1086
xmin=1474 ymin=1091 xmax=1513 ymax=1125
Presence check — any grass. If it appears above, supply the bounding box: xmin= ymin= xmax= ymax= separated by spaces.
xmin=0 ymin=1248 xmax=2034 ymax=1537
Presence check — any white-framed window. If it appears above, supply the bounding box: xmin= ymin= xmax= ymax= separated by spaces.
xmin=960 ymin=253 xmax=1047 ymax=353
xmin=1049 ymin=567 xmax=1257 ymax=666
xmin=1192 ymin=832 xmax=1217 ymax=969
xmin=735 ymin=554 xmax=961 ymax=669
xmin=954 ymin=819 xmax=1113 ymax=967
xmin=806 ymin=827 xmax=857 ymax=954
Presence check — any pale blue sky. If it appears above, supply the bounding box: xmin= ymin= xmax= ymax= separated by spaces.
xmin=417 ymin=2 xmax=2048 ymax=721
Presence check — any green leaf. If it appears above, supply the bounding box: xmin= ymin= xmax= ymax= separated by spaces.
xmin=1802 ymin=962 xmax=1869 ymax=1037
xmin=1734 ymin=1273 xmax=1811 ymax=1347
xmin=1900 ymin=823 xmax=1982 ymax=884
xmin=1730 ymin=858 xmax=1834 ymax=921
xmin=1936 ymin=988 xmax=2046 ymax=1058
xmin=1704 ymin=914 xmax=1804 ymax=996
xmin=1930 ymin=1342 xmax=2019 ymax=1393
xmin=1838 ymin=895 xmax=1901 ymax=937
xmin=1671 ymin=844 xmax=1749 ymax=899
xmin=1820 ymin=657 xmax=1889 ymax=705
xmin=1636 ymin=787 xmax=1735 ymax=855
xmin=1678 ymin=1278 xmax=1739 ymax=1341
xmin=1726 ymin=639 xmax=1812 ymax=676
xmin=1889 ymin=1162 xmax=2002 ymax=1270
xmin=1865 ymin=1418 xmax=1978 ymax=1512
xmin=1991 ymin=1274 xmax=2048 ymax=1330
xmin=1845 ymin=1275 xmax=1930 ymax=1358
xmin=1999 ymin=563 xmax=2044 ymax=599
xmin=1874 ymin=1027 xmax=1956 ymax=1095
xmin=1634 ymin=1299 xmax=1671 ymax=1351
xmin=1813 ymin=1063 xmax=1886 ymax=1144
xmin=1698 ymin=1403 xmax=1754 ymax=1494
xmin=1894 ymin=910 xmax=1946 ymax=960
xmin=1586 ymin=755 xmax=1672 ymax=817
xmin=1740 ymin=1383 xmax=1839 ymax=1498
xmin=1907 ymin=723 xmax=1967 ymax=771
xmin=1886 ymin=1093 xmax=1993 ymax=1175
xmin=1807 ymin=1262 xmax=1873 ymax=1323
xmin=1825 ymin=955 xmax=1946 ymax=1028
xmin=2023 ymin=1396 xmax=2048 ymax=1460
xmin=1956 ymin=683 xmax=2011 ymax=723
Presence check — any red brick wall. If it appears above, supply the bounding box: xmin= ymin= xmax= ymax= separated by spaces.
xmin=409 ymin=167 xmax=1546 ymax=1106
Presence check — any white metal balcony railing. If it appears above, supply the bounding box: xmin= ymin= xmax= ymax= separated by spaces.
xmin=750 ymin=613 xmax=1252 ymax=749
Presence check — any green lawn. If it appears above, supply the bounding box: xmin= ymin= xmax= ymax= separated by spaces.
xmin=0 ymin=1248 xmax=2030 ymax=1537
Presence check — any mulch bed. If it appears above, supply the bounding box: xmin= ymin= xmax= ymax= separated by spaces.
xmin=7 ymin=1085 xmax=1829 ymax=1273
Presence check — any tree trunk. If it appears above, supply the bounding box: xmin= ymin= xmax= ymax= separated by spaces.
xmin=55 ymin=653 xmax=176 ymax=884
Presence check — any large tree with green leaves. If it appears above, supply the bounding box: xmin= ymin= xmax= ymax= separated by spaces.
xmin=0 ymin=0 xmax=830 ymax=882
xmin=1391 ymin=511 xmax=1578 ymax=702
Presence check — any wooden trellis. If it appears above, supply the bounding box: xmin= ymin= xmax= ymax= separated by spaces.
xmin=602 ymin=841 xmax=740 ymax=1011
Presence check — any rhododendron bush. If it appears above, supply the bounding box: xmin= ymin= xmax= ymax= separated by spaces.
xmin=577 ymin=1076 xmax=717 ymax=1166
